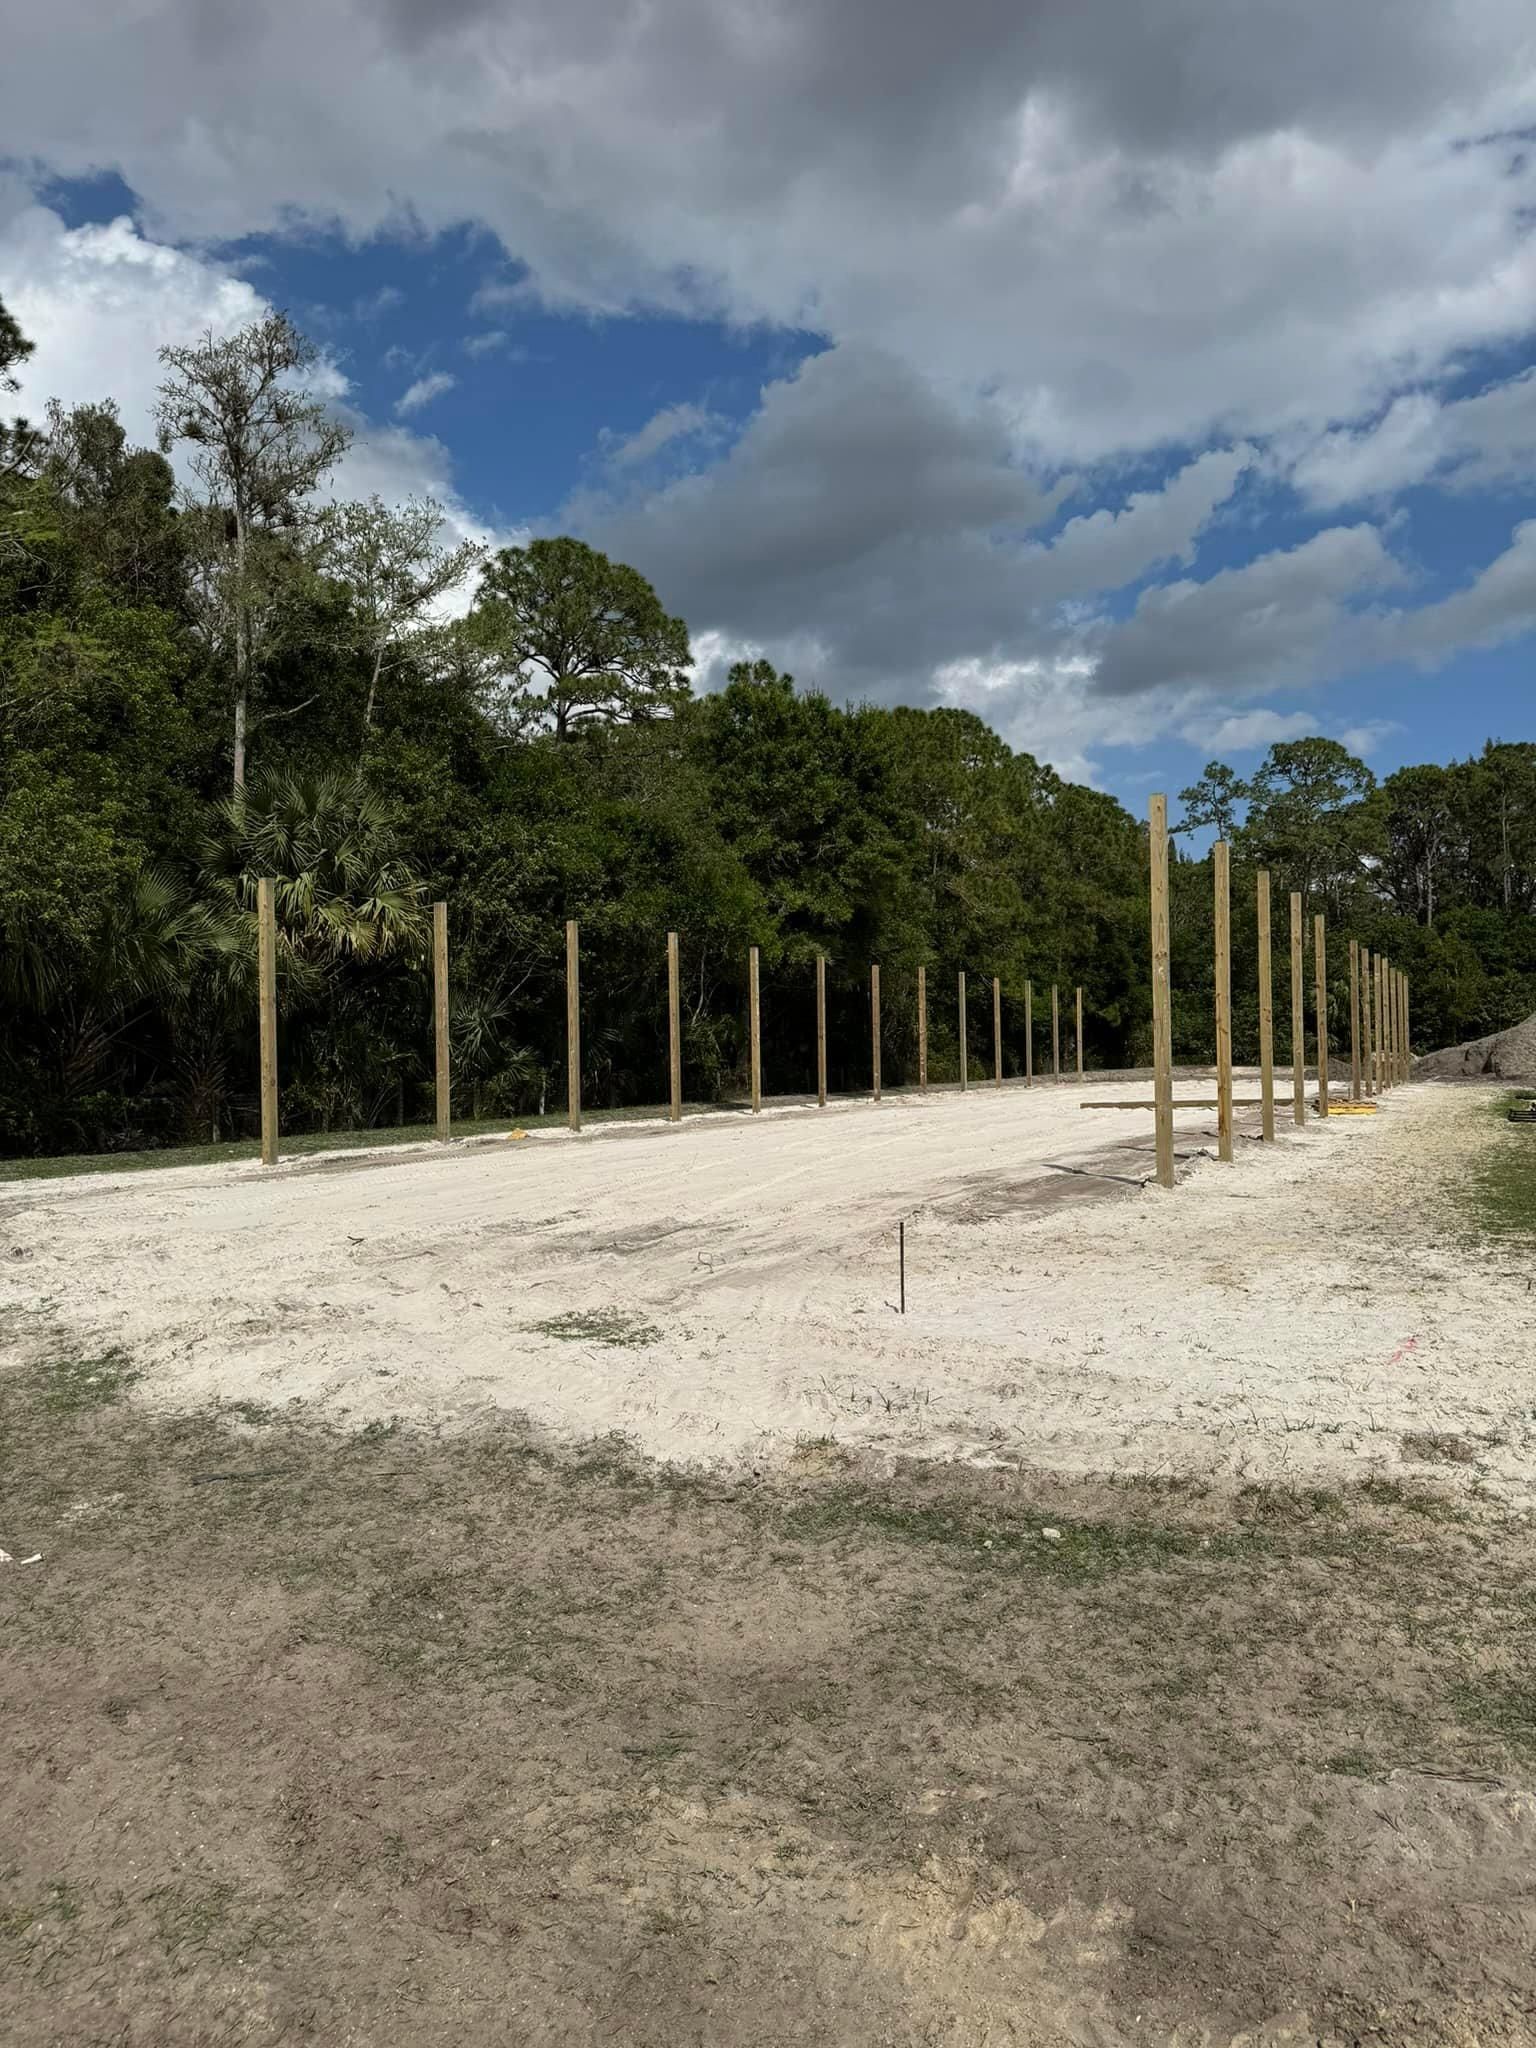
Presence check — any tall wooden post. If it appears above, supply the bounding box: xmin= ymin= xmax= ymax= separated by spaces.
xmin=433 ymin=900 xmax=450 ymax=1142
xmin=1051 ymin=984 xmax=1061 ymax=1082
xmin=748 ymin=945 xmax=762 ymax=1113
xmin=816 ymin=954 xmax=827 ymax=1107
xmin=1348 ymin=939 xmax=1361 ymax=1101
xmin=871 ymin=964 xmax=882 ymax=1101
xmin=1075 ymin=986 xmax=1085 ymax=1082
xmin=1360 ymin=945 xmax=1373 ymax=1097
xmin=257 ymin=877 xmax=279 ymax=1167
xmin=1384 ymin=955 xmax=1394 ymax=1092
xmin=1403 ymin=973 xmax=1411 ymax=1081
xmin=1149 ymin=794 xmax=1174 ymax=1189
xmin=1314 ymin=913 xmax=1329 ymax=1117
xmin=565 ymin=919 xmax=581 ymax=1132
xmin=667 ymin=931 xmax=682 ymax=1122
xmin=992 ymin=977 xmax=1002 ymax=1087
xmin=1289 ymin=892 xmax=1305 ymax=1127
xmin=958 ymin=972 xmax=968 ymax=1091
xmin=1375 ymin=954 xmax=1386 ymax=1092
xmin=917 ymin=964 xmax=928 ymax=1093
xmin=1214 ymin=841 xmax=1233 ymax=1162
xmin=1025 ymin=981 xmax=1034 ymax=1086
xmin=1256 ymin=870 xmax=1275 ymax=1142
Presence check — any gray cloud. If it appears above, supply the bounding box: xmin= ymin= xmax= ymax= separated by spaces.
xmin=1291 ymin=368 xmax=1536 ymax=506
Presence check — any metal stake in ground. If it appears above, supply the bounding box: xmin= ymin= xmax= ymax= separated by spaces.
xmin=258 ymin=876 xmax=279 ymax=1167
xmin=1256 ymin=870 xmax=1275 ymax=1141
xmin=1213 ymin=841 xmax=1233 ymax=1162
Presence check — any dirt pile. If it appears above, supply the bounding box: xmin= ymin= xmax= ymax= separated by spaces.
xmin=1414 ymin=1010 xmax=1536 ymax=1082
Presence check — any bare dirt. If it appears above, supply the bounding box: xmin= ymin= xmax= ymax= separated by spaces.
xmin=4 ymin=1078 xmax=1536 ymax=2045
xmin=1 ymin=1077 xmax=1531 ymax=1502
xmin=1414 ymin=1011 xmax=1536 ymax=1084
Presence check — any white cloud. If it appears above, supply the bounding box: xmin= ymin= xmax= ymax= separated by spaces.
xmin=1291 ymin=369 xmax=1536 ymax=506
xmin=1181 ymin=708 xmax=1318 ymax=755
xmin=602 ymin=401 xmax=726 ymax=469
xmin=394 ymin=370 xmax=457 ymax=415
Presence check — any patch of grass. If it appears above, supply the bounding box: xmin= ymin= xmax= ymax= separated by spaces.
xmin=1401 ymin=1431 xmax=1477 ymax=1466
xmin=28 ymin=1350 xmax=142 ymax=1415
xmin=530 ymin=1308 xmax=661 ymax=1348
xmin=1322 ymin=1749 xmax=1378 ymax=1778
xmin=776 ymin=1485 xmax=1263 ymax=1582
xmin=1460 ymin=1095 xmax=1536 ymax=1241
xmin=1449 ymin=1674 xmax=1536 ymax=1755
xmin=0 ymin=1881 xmax=80 ymax=1948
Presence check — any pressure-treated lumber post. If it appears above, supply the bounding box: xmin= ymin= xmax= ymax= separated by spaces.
xmin=748 ymin=945 xmax=762 ymax=1113
xmin=1382 ymin=955 xmax=1393 ymax=1092
xmin=1348 ymin=939 xmax=1361 ymax=1102
xmin=1025 ymin=980 xmax=1033 ymax=1086
xmin=917 ymin=964 xmax=928 ymax=1093
xmin=1397 ymin=969 xmax=1407 ymax=1084
xmin=958 ymin=971 xmax=968 ymax=1091
xmin=1404 ymin=973 xmax=1411 ymax=1081
xmin=433 ymin=900 xmax=450 ymax=1141
xmin=1360 ymin=945 xmax=1373 ymax=1098
xmin=257 ymin=877 xmax=279 ymax=1166
xmin=1149 ymin=794 xmax=1174 ymax=1189
xmin=993 ymin=976 xmax=1002 ymax=1086
xmin=667 ymin=931 xmax=682 ymax=1122
xmin=1076 ymin=986 xmax=1084 ymax=1082
xmin=565 ymin=918 xmax=581 ymax=1131
xmin=1374 ymin=953 xmax=1386 ymax=1092
xmin=1213 ymin=840 xmax=1233 ymax=1162
xmin=1051 ymin=984 xmax=1061 ymax=1082
xmin=816 ymin=954 xmax=827 ymax=1107
xmin=871 ymin=964 xmax=882 ymax=1101
xmin=1314 ymin=913 xmax=1329 ymax=1117
xmin=1256 ymin=870 xmax=1275 ymax=1142
xmin=1289 ymin=892 xmax=1305 ymax=1128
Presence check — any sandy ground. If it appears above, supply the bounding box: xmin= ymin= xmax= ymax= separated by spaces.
xmin=2 ymin=1075 xmax=1529 ymax=1498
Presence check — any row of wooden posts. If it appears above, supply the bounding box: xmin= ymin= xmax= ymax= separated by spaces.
xmin=1139 ymin=793 xmax=1413 ymax=1191
xmin=252 ymin=880 xmax=1089 ymax=1165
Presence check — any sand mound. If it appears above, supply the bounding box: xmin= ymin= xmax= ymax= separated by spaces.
xmin=1414 ymin=1010 xmax=1536 ymax=1083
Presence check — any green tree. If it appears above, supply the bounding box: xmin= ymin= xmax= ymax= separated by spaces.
xmin=1176 ymin=761 xmax=1249 ymax=841
xmin=469 ymin=536 xmax=690 ymax=741
xmin=156 ymin=313 xmax=350 ymax=787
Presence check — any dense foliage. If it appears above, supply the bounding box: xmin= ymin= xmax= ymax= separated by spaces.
xmin=2 ymin=302 xmax=1533 ymax=1157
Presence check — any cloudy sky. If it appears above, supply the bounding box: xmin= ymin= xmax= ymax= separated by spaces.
xmin=3 ymin=0 xmax=1534 ymax=795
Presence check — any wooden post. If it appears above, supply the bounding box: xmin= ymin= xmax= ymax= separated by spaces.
xmin=1025 ymin=980 xmax=1033 ymax=1086
xmin=1075 ymin=986 xmax=1084 ymax=1082
xmin=257 ymin=877 xmax=279 ymax=1166
xmin=433 ymin=900 xmax=450 ymax=1142
xmin=958 ymin=971 xmax=968 ymax=1091
xmin=992 ymin=976 xmax=1002 ymax=1087
xmin=1403 ymin=973 xmax=1411 ymax=1081
xmin=871 ymin=964 xmax=882 ymax=1101
xmin=1374 ymin=953 xmax=1386 ymax=1093
xmin=1149 ymin=794 xmax=1174 ymax=1189
xmin=667 ymin=931 xmax=682 ymax=1122
xmin=1213 ymin=840 xmax=1233 ymax=1163
xmin=917 ymin=964 xmax=928 ymax=1093
xmin=1314 ymin=913 xmax=1329 ymax=1117
xmin=1383 ymin=955 xmax=1394 ymax=1092
xmin=1256 ymin=870 xmax=1275 ymax=1142
xmin=565 ymin=919 xmax=581 ymax=1132
xmin=749 ymin=945 xmax=762 ymax=1113
xmin=1051 ymin=984 xmax=1060 ymax=1082
xmin=1289 ymin=892 xmax=1305 ymax=1127
xmin=1396 ymin=969 xmax=1406 ymax=1084
xmin=1360 ymin=945 xmax=1373 ymax=1098
xmin=816 ymin=954 xmax=827 ymax=1108
xmin=1348 ymin=939 xmax=1361 ymax=1102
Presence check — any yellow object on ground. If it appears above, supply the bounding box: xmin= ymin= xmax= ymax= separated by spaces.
xmin=1332 ymin=1103 xmax=1379 ymax=1115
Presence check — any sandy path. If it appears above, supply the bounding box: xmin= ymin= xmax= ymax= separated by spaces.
xmin=2 ymin=1079 xmax=1529 ymax=1496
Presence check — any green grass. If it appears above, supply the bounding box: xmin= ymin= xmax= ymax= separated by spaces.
xmin=25 ymin=1350 xmax=143 ymax=1415
xmin=530 ymin=1308 xmax=662 ymax=1348
xmin=1449 ymin=1674 xmax=1536 ymax=1755
xmin=1463 ymin=1095 xmax=1536 ymax=1241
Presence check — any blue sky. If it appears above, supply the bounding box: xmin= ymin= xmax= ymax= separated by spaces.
xmin=4 ymin=0 xmax=1535 ymax=811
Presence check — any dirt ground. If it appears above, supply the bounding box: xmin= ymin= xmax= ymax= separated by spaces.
xmin=0 ymin=1077 xmax=1531 ymax=1500
xmin=4 ymin=1079 xmax=1536 ymax=2045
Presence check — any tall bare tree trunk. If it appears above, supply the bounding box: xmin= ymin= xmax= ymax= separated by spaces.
xmin=362 ymin=642 xmax=386 ymax=743
xmin=233 ymin=504 xmax=249 ymax=791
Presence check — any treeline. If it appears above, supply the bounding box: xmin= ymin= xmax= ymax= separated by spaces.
xmin=2 ymin=301 xmax=1533 ymax=1157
